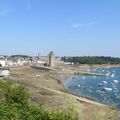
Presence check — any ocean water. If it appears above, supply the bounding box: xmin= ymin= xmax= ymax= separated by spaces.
xmin=64 ymin=67 xmax=120 ymax=109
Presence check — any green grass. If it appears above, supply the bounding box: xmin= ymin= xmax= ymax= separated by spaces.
xmin=0 ymin=79 xmax=79 ymax=120
xmin=74 ymin=72 xmax=108 ymax=77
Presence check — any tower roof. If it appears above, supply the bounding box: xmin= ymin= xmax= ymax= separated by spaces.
xmin=49 ymin=51 xmax=55 ymax=56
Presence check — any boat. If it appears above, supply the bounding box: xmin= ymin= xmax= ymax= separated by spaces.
xmin=82 ymin=77 xmax=86 ymax=79
xmin=113 ymin=70 xmax=115 ymax=73
xmin=102 ymin=70 xmax=105 ymax=72
xmin=106 ymin=73 xmax=110 ymax=76
xmin=97 ymin=83 xmax=103 ymax=86
xmin=111 ymin=74 xmax=115 ymax=77
xmin=93 ymin=76 xmax=96 ymax=78
xmin=102 ymin=81 xmax=107 ymax=84
xmin=113 ymin=80 xmax=119 ymax=83
xmin=103 ymin=87 xmax=112 ymax=91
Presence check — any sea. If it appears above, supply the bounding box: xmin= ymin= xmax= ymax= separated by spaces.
xmin=63 ymin=67 xmax=120 ymax=109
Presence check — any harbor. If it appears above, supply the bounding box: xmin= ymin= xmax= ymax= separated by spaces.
xmin=64 ymin=67 xmax=120 ymax=109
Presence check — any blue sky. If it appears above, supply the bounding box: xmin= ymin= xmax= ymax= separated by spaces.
xmin=0 ymin=0 xmax=120 ymax=57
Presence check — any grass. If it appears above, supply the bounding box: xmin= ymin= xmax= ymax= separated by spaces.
xmin=74 ymin=71 xmax=108 ymax=77
xmin=60 ymin=88 xmax=69 ymax=93
xmin=39 ymin=90 xmax=53 ymax=96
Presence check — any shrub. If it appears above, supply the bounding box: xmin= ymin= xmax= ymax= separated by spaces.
xmin=5 ymin=84 xmax=29 ymax=107
xmin=0 ymin=103 xmax=21 ymax=120
xmin=0 ymin=80 xmax=79 ymax=120
xmin=26 ymin=105 xmax=50 ymax=120
xmin=49 ymin=109 xmax=78 ymax=120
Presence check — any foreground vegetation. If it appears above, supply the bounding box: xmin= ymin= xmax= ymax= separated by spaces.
xmin=62 ymin=56 xmax=120 ymax=64
xmin=0 ymin=79 xmax=78 ymax=120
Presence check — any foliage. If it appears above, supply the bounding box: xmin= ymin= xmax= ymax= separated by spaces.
xmin=5 ymin=84 xmax=29 ymax=107
xmin=0 ymin=80 xmax=78 ymax=120
xmin=10 ymin=55 xmax=31 ymax=58
xmin=49 ymin=109 xmax=78 ymax=120
xmin=61 ymin=56 xmax=120 ymax=64
xmin=0 ymin=103 xmax=21 ymax=120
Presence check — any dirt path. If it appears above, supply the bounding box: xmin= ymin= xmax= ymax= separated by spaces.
xmin=31 ymin=81 xmax=104 ymax=106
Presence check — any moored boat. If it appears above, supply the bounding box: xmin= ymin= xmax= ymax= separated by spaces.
xmin=103 ymin=87 xmax=112 ymax=91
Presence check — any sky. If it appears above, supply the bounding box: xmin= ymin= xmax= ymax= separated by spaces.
xmin=0 ymin=0 xmax=120 ymax=57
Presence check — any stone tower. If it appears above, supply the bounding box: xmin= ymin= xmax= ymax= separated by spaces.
xmin=47 ymin=51 xmax=55 ymax=67
xmin=38 ymin=52 xmax=40 ymax=60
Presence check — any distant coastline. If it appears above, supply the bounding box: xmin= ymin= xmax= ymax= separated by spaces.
xmin=79 ymin=64 xmax=120 ymax=69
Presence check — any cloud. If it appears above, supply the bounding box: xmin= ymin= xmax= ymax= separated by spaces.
xmin=0 ymin=8 xmax=14 ymax=16
xmin=72 ymin=22 xmax=95 ymax=29
xmin=72 ymin=23 xmax=83 ymax=28
xmin=26 ymin=0 xmax=31 ymax=10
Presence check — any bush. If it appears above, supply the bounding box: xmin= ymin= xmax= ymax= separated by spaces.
xmin=0 ymin=103 xmax=21 ymax=120
xmin=49 ymin=109 xmax=78 ymax=120
xmin=26 ymin=106 xmax=50 ymax=120
xmin=5 ymin=84 xmax=29 ymax=107
xmin=0 ymin=80 xmax=79 ymax=120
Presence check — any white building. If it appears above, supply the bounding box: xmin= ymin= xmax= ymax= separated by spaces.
xmin=7 ymin=60 xmax=17 ymax=66
xmin=0 ymin=56 xmax=6 ymax=67
xmin=37 ymin=60 xmax=46 ymax=65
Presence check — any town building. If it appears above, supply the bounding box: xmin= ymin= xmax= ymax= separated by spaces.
xmin=0 ymin=56 xmax=6 ymax=67
xmin=47 ymin=51 xmax=56 ymax=67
